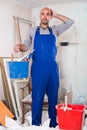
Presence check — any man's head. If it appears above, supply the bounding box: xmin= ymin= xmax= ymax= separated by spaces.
xmin=40 ymin=7 xmax=53 ymax=26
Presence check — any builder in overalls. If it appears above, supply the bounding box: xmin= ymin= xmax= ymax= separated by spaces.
xmin=14 ymin=7 xmax=74 ymax=128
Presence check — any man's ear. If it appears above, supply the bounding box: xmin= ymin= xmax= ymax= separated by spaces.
xmin=50 ymin=9 xmax=53 ymax=16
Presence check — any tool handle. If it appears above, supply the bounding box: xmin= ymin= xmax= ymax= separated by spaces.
xmin=11 ymin=53 xmax=14 ymax=61
xmin=65 ymin=95 xmax=68 ymax=108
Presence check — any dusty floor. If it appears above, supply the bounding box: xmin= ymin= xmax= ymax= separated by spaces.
xmin=0 ymin=111 xmax=87 ymax=130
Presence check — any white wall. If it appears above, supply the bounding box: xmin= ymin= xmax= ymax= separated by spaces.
xmin=0 ymin=0 xmax=32 ymax=57
xmin=0 ymin=1 xmax=87 ymax=103
xmin=0 ymin=0 xmax=32 ymax=100
xmin=32 ymin=2 xmax=87 ymax=103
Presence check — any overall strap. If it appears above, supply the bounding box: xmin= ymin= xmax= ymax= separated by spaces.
xmin=48 ymin=27 xmax=53 ymax=34
xmin=36 ymin=26 xmax=53 ymax=34
xmin=36 ymin=26 xmax=40 ymax=32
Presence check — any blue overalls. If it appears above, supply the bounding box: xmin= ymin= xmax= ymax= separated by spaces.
xmin=31 ymin=27 xmax=59 ymax=127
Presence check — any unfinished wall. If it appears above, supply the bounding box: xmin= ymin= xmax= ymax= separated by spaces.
xmin=0 ymin=0 xmax=32 ymax=57
xmin=32 ymin=2 xmax=87 ymax=104
xmin=0 ymin=0 xmax=32 ymax=100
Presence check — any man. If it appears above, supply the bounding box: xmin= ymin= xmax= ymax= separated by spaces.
xmin=14 ymin=7 xmax=74 ymax=127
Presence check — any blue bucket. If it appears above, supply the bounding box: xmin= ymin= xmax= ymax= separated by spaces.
xmin=7 ymin=61 xmax=29 ymax=79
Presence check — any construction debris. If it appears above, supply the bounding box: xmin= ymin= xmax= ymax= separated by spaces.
xmin=0 ymin=101 xmax=14 ymax=126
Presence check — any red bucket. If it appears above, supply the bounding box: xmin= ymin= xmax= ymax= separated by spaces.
xmin=56 ymin=104 xmax=85 ymax=130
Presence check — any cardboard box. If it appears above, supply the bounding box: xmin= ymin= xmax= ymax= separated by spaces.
xmin=0 ymin=101 xmax=14 ymax=126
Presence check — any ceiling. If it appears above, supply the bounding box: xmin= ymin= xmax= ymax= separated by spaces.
xmin=11 ymin=0 xmax=87 ymax=8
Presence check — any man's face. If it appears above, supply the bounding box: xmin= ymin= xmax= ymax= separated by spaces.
xmin=40 ymin=8 xmax=52 ymax=25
